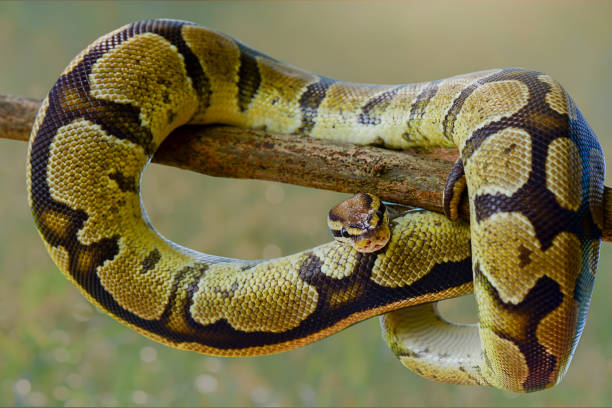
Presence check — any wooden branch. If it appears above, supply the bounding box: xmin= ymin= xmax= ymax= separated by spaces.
xmin=0 ymin=94 xmax=40 ymax=141
xmin=156 ymin=126 xmax=463 ymax=215
xmin=2 ymin=93 xmax=610 ymax=241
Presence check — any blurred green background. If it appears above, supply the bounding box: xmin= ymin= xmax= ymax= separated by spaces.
xmin=0 ymin=1 xmax=610 ymax=406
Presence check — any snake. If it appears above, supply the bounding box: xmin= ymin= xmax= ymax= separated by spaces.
xmin=26 ymin=19 xmax=605 ymax=393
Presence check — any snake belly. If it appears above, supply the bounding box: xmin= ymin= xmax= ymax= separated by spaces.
xmin=26 ymin=20 xmax=604 ymax=393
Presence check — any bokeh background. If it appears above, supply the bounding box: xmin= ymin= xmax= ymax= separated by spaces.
xmin=0 ymin=1 xmax=610 ymax=406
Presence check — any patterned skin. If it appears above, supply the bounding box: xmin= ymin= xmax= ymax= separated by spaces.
xmin=26 ymin=20 xmax=604 ymax=392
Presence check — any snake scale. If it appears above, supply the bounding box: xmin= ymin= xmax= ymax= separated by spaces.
xmin=26 ymin=20 xmax=605 ymax=393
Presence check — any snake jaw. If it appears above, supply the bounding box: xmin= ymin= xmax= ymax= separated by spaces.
xmin=352 ymin=223 xmax=391 ymax=253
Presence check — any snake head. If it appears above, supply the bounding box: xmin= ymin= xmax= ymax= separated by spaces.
xmin=327 ymin=192 xmax=391 ymax=253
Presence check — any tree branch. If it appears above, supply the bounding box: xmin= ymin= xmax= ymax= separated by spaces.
xmin=2 ymin=93 xmax=610 ymax=241
xmin=155 ymin=126 xmax=465 ymax=216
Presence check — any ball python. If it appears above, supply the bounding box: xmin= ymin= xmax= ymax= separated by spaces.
xmin=26 ymin=19 xmax=605 ymax=393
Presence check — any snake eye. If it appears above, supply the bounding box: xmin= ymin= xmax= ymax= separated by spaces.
xmin=341 ymin=228 xmax=350 ymax=238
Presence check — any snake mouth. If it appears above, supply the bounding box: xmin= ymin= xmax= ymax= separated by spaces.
xmin=364 ymin=241 xmax=386 ymax=252
xmin=353 ymin=225 xmax=391 ymax=253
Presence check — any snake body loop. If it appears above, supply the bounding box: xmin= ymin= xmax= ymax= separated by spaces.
xmin=27 ymin=20 xmax=605 ymax=392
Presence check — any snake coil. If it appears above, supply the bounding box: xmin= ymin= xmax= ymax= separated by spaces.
xmin=27 ymin=20 xmax=604 ymax=392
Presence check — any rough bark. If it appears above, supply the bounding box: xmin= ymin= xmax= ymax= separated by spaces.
xmin=0 ymin=94 xmax=40 ymax=141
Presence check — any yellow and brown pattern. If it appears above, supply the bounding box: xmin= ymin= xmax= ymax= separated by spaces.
xmin=26 ymin=20 xmax=604 ymax=393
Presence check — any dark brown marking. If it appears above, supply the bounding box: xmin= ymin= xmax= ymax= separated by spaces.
xmin=411 ymin=80 xmax=440 ymax=118
xmin=236 ymin=44 xmax=262 ymax=112
xmin=297 ymin=253 xmax=323 ymax=282
xmin=402 ymin=80 xmax=441 ymax=142
xmin=159 ymin=262 xmax=209 ymax=328
xmin=503 ymin=143 xmax=517 ymax=154
xmin=109 ymin=170 xmax=138 ymax=193
xmin=475 ymin=266 xmax=561 ymax=392
xmin=166 ymin=109 xmax=177 ymax=124
xmin=54 ymin=78 xmax=155 ymax=152
xmin=443 ymin=158 xmax=466 ymax=221
xmin=442 ymin=69 xmax=526 ymax=142
xmin=358 ymin=85 xmax=406 ymax=126
xmin=140 ymin=248 xmax=161 ymax=274
xmin=518 ymin=245 xmax=532 ymax=268
xmin=139 ymin=20 xmax=211 ymax=116
xmin=297 ymin=77 xmax=335 ymax=135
